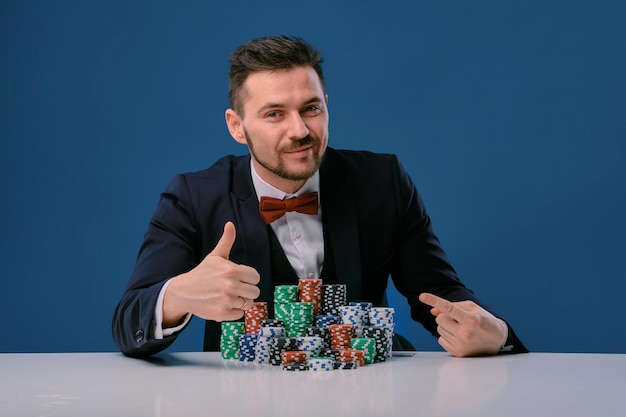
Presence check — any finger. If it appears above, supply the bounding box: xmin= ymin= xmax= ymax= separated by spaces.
xmin=237 ymin=265 xmax=261 ymax=286
xmin=237 ymin=282 xmax=261 ymax=301
xmin=419 ymin=293 xmax=466 ymax=321
xmin=437 ymin=335 xmax=457 ymax=356
xmin=209 ymin=222 xmax=236 ymax=260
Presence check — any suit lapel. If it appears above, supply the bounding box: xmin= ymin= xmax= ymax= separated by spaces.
xmin=320 ymin=150 xmax=363 ymax=301
xmin=230 ymin=156 xmax=274 ymax=304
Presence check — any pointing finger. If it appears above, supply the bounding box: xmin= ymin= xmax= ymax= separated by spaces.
xmin=419 ymin=293 xmax=465 ymax=320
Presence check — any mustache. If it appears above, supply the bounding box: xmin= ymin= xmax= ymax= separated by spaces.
xmin=282 ymin=135 xmax=317 ymax=152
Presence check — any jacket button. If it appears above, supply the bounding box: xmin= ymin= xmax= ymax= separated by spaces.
xmin=135 ymin=329 xmax=144 ymax=343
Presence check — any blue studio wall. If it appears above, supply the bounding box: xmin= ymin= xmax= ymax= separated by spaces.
xmin=1 ymin=1 xmax=625 ymax=354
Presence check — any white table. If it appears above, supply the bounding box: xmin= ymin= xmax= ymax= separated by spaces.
xmin=1 ymin=351 xmax=624 ymax=416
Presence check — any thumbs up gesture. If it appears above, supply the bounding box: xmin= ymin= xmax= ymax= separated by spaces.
xmin=162 ymin=222 xmax=261 ymax=326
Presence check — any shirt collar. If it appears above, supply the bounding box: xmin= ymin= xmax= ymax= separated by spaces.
xmin=250 ymin=159 xmax=320 ymax=201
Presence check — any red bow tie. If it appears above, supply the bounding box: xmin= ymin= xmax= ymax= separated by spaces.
xmin=259 ymin=192 xmax=319 ymax=224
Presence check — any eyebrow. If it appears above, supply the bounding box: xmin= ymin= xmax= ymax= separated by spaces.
xmin=257 ymin=96 xmax=324 ymax=114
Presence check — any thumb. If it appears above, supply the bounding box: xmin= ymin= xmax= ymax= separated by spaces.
xmin=209 ymin=221 xmax=236 ymax=260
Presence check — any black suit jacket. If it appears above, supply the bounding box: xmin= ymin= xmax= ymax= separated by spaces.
xmin=112 ymin=148 xmax=527 ymax=357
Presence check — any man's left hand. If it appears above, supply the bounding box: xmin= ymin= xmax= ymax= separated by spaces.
xmin=419 ymin=293 xmax=508 ymax=357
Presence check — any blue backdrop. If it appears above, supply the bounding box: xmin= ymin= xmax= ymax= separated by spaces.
xmin=1 ymin=0 xmax=625 ymax=354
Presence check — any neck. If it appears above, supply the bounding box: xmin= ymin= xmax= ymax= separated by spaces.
xmin=252 ymin=161 xmax=307 ymax=194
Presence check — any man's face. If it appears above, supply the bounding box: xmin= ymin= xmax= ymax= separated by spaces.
xmin=226 ymin=66 xmax=329 ymax=193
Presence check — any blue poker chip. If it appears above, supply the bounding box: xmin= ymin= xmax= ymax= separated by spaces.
xmin=307 ymin=357 xmax=334 ymax=371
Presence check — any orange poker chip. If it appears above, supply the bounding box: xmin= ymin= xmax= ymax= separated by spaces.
xmin=244 ymin=302 xmax=268 ymax=334
xmin=298 ymin=278 xmax=323 ymax=316
xmin=338 ymin=349 xmax=365 ymax=367
xmin=329 ymin=323 xmax=354 ymax=350
xmin=281 ymin=350 xmax=308 ymax=366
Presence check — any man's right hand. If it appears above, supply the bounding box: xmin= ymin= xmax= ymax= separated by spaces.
xmin=162 ymin=221 xmax=261 ymax=327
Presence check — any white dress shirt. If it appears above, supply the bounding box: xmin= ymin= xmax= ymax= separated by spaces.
xmin=250 ymin=161 xmax=324 ymax=279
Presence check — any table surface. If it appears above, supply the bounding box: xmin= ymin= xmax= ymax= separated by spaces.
xmin=1 ymin=351 xmax=625 ymax=417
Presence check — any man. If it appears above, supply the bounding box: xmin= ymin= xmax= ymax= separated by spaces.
xmin=112 ymin=36 xmax=527 ymax=358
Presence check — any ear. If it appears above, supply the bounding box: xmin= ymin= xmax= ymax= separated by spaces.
xmin=225 ymin=109 xmax=247 ymax=145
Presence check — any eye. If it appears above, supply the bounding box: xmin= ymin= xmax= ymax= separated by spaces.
xmin=265 ymin=111 xmax=280 ymax=119
xmin=302 ymin=105 xmax=321 ymax=115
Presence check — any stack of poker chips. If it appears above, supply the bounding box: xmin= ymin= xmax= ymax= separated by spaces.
xmin=253 ymin=320 xmax=286 ymax=364
xmin=244 ymin=302 xmax=268 ymax=335
xmin=338 ymin=305 xmax=368 ymax=337
xmin=329 ymin=323 xmax=354 ymax=350
xmin=269 ymin=337 xmax=299 ymax=366
xmin=288 ymin=302 xmax=315 ymax=337
xmin=338 ymin=349 xmax=365 ymax=367
xmin=238 ymin=334 xmax=259 ymax=361
xmin=307 ymin=357 xmax=334 ymax=372
xmin=350 ymin=337 xmax=376 ymax=365
xmin=362 ymin=326 xmax=391 ymax=363
xmin=296 ymin=336 xmax=325 ymax=358
xmin=349 ymin=302 xmax=372 ymax=325
xmin=369 ymin=307 xmax=395 ymax=360
xmin=321 ymin=284 xmax=346 ymax=315
xmin=305 ymin=326 xmax=331 ymax=349
xmin=298 ymin=278 xmax=323 ymax=315
xmin=274 ymin=285 xmax=298 ymax=323
xmin=220 ymin=321 xmax=245 ymax=360
xmin=220 ymin=278 xmax=397 ymax=371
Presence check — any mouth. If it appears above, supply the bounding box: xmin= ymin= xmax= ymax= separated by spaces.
xmin=285 ymin=144 xmax=313 ymax=154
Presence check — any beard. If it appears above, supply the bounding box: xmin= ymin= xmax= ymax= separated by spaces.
xmin=245 ymin=129 xmax=325 ymax=182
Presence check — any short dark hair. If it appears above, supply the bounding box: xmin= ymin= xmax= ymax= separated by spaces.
xmin=228 ymin=36 xmax=325 ymax=116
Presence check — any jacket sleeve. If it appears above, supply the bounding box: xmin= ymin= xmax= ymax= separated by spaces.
xmin=112 ymin=174 xmax=201 ymax=357
xmin=387 ymin=155 xmax=528 ymax=353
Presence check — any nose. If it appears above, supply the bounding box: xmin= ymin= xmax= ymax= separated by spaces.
xmin=287 ymin=113 xmax=309 ymax=140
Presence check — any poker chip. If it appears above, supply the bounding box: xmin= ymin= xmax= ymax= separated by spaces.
xmin=333 ymin=360 xmax=358 ymax=370
xmin=281 ymin=350 xmax=308 ymax=365
xmin=288 ymin=302 xmax=314 ymax=337
xmin=321 ymin=284 xmax=346 ymax=316
xmin=274 ymin=285 xmax=299 ymax=303
xmin=220 ymin=321 xmax=245 ymax=360
xmin=362 ymin=326 xmax=390 ymax=363
xmin=368 ymin=307 xmax=395 ymax=359
xmin=315 ymin=315 xmax=341 ymax=329
xmin=319 ymin=348 xmax=341 ymax=360
xmin=338 ymin=305 xmax=368 ymax=337
xmin=238 ymin=333 xmax=258 ymax=362
xmin=259 ymin=326 xmax=286 ymax=337
xmin=261 ymin=319 xmax=285 ymax=328
xmin=274 ymin=302 xmax=292 ymax=324
xmin=298 ymin=278 xmax=323 ymax=316
xmin=283 ymin=364 xmax=309 ymax=371
xmin=351 ymin=337 xmax=376 ymax=365
xmin=296 ymin=336 xmax=324 ymax=358
xmin=254 ymin=336 xmax=273 ymax=365
xmin=338 ymin=349 xmax=365 ymax=367
xmin=274 ymin=286 xmax=298 ymax=324
xmin=306 ymin=326 xmax=331 ymax=350
xmin=349 ymin=302 xmax=372 ymax=326
xmin=307 ymin=357 xmax=334 ymax=372
xmin=269 ymin=337 xmax=300 ymax=366
xmin=329 ymin=323 xmax=354 ymax=350
xmin=244 ymin=302 xmax=268 ymax=335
